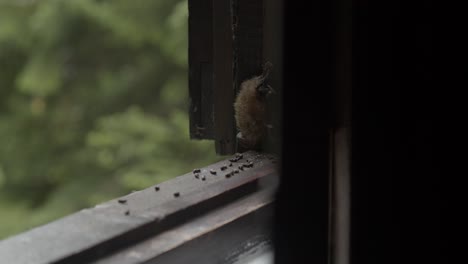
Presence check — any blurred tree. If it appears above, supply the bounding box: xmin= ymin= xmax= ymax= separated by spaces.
xmin=0 ymin=0 xmax=220 ymax=239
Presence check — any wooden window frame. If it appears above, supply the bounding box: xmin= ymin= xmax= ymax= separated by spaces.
xmin=188 ymin=0 xmax=267 ymax=155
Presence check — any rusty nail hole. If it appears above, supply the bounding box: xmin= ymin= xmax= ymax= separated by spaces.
xmin=118 ymin=199 xmax=127 ymax=204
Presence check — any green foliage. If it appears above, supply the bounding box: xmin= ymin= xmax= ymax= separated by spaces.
xmin=0 ymin=0 xmax=221 ymax=240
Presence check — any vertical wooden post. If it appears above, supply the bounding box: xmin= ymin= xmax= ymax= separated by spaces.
xmin=188 ymin=0 xmax=215 ymax=139
xmin=212 ymin=0 xmax=236 ymax=155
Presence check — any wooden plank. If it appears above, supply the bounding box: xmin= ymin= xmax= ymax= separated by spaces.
xmin=329 ymin=1 xmax=352 ymax=264
xmin=262 ymin=0 xmax=283 ymax=155
xmin=0 ymin=151 xmax=278 ymax=264
xmin=233 ymin=0 xmax=264 ymax=84
xmin=213 ymin=0 xmax=236 ymax=154
xmin=93 ymin=190 xmax=274 ymax=264
xmin=188 ymin=0 xmax=214 ymax=139
xmin=233 ymin=0 xmax=265 ymax=153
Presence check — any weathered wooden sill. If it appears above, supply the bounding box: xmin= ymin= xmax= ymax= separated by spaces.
xmin=0 ymin=151 xmax=278 ymax=264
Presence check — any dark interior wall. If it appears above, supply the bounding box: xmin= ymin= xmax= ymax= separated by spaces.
xmin=274 ymin=0 xmax=433 ymax=264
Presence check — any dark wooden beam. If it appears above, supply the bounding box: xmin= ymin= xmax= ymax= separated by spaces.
xmin=188 ymin=0 xmax=215 ymax=139
xmin=212 ymin=0 xmax=236 ymax=155
xmin=329 ymin=0 xmax=352 ymax=264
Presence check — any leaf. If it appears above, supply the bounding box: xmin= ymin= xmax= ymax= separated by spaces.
xmin=16 ymin=53 xmax=62 ymax=97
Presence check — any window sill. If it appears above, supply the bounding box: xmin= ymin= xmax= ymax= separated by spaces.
xmin=0 ymin=151 xmax=278 ymax=264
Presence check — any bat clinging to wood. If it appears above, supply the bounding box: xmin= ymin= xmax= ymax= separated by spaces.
xmin=234 ymin=62 xmax=274 ymax=150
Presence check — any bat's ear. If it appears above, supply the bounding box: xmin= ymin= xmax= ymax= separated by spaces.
xmin=263 ymin=61 xmax=273 ymax=72
xmin=259 ymin=61 xmax=273 ymax=81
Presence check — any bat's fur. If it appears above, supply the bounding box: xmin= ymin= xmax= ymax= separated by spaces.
xmin=234 ymin=62 xmax=273 ymax=150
